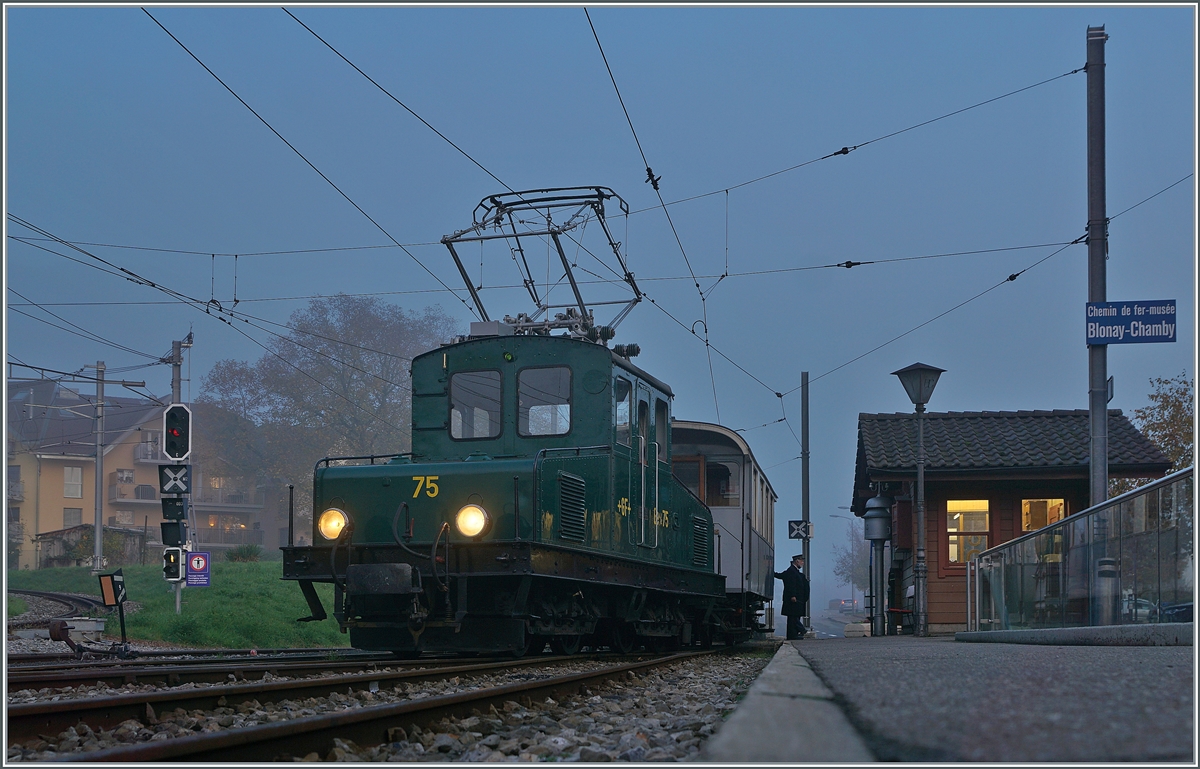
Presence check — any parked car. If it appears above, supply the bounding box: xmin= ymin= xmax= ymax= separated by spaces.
xmin=1121 ymin=597 xmax=1159 ymax=623
xmin=1159 ymin=602 xmax=1192 ymax=623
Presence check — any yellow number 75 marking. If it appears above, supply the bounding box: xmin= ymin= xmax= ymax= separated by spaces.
xmin=412 ymin=475 xmax=439 ymax=498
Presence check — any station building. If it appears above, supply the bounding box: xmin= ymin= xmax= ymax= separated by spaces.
xmin=850 ymin=409 xmax=1171 ymax=633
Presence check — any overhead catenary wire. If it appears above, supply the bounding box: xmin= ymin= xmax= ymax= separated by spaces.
xmin=585 ymin=7 xmax=720 ymax=421
xmin=8 ymin=215 xmax=415 ymax=430
xmin=627 ymin=64 xmax=1089 ymax=215
xmin=140 ymin=8 xmax=479 ymax=321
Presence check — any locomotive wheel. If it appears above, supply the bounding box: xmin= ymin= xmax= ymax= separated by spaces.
xmin=510 ymin=629 xmax=541 ymax=659
xmin=609 ymin=622 xmax=637 ymax=654
xmin=550 ymin=635 xmax=583 ymax=656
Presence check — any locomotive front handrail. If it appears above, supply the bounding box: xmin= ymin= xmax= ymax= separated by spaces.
xmin=315 ymin=452 xmax=413 ymax=470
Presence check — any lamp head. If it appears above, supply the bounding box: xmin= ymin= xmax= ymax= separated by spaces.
xmin=891 ymin=362 xmax=945 ymax=406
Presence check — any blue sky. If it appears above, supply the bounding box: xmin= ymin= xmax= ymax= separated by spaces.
xmin=5 ymin=5 xmax=1195 ymax=603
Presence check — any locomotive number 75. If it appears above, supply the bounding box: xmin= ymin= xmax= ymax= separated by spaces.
xmin=412 ymin=476 xmax=440 ymax=498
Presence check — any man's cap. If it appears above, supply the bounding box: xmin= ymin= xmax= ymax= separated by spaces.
xmin=791 ymin=554 xmax=805 ymax=561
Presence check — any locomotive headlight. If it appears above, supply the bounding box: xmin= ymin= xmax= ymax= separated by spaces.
xmin=455 ymin=504 xmax=490 ymax=538
xmin=318 ymin=507 xmax=349 ymax=540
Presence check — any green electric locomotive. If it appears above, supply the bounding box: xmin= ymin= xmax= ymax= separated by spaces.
xmin=282 ymin=187 xmax=725 ymax=656
xmin=281 ymin=327 xmax=721 ymax=655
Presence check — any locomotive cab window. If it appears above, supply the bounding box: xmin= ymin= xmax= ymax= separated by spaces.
xmin=655 ymin=398 xmax=669 ymax=461
xmin=519 ymin=367 xmax=571 ymax=436
xmin=615 ymin=377 xmax=632 ymax=445
xmin=450 ymin=370 xmax=502 ymax=440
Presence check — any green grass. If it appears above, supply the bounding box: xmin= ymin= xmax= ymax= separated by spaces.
xmin=6 ymin=562 xmax=350 ymax=649
xmin=8 ymin=595 xmax=28 ymax=617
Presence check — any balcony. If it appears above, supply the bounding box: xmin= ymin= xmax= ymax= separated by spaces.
xmin=7 ymin=481 xmax=24 ymax=502
xmin=133 ymin=443 xmax=163 ymax=463
xmin=108 ymin=484 xmax=159 ymax=504
xmin=195 ymin=488 xmax=263 ymax=507
xmin=193 ymin=527 xmax=265 ymax=546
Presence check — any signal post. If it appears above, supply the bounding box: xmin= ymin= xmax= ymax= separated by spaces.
xmin=160 ymin=335 xmax=194 ymax=613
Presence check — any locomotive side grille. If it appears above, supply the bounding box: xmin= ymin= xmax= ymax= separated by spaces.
xmin=558 ymin=472 xmax=587 ymax=542
xmin=693 ymin=517 xmax=710 ymax=566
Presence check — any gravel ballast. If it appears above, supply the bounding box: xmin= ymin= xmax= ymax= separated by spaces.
xmin=6 ymin=636 xmax=776 ymax=762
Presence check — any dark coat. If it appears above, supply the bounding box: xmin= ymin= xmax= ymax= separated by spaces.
xmin=774 ymin=565 xmax=809 ymax=616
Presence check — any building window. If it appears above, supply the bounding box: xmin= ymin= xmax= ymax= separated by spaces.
xmin=614 ymin=377 xmax=632 ymax=446
xmin=1022 ymin=498 xmax=1065 ymax=531
xmin=7 ymin=506 xmax=19 ymax=524
xmin=63 ymin=507 xmax=83 ymax=527
xmin=112 ymin=510 xmax=134 ymax=525
xmin=450 ymin=370 xmax=502 ymax=440
xmin=947 ymin=499 xmax=989 ymax=564
xmin=115 ymin=469 xmax=135 ymax=485
xmin=518 ymin=367 xmax=571 ymax=437
xmin=64 ymin=466 xmax=83 ymax=498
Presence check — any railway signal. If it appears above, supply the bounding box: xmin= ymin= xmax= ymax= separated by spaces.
xmin=161 ymin=520 xmax=187 ymax=547
xmin=163 ymin=547 xmax=184 ymax=582
xmin=158 ymin=464 xmax=191 ymax=495
xmin=162 ymin=404 xmax=192 ymax=461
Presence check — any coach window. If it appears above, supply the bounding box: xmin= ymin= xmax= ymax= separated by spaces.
xmin=519 ymin=367 xmax=571 ymax=436
xmin=706 ymin=457 xmax=741 ymax=507
xmin=674 ymin=456 xmax=703 ymax=503
xmin=615 ymin=377 xmax=632 ymax=445
xmin=450 ymin=370 xmax=502 ymax=440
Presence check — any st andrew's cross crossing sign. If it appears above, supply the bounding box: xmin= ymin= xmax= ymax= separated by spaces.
xmin=788 ymin=520 xmax=813 ymax=540
xmin=158 ymin=465 xmax=191 ymax=495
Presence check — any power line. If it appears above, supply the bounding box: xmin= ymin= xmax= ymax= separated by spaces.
xmin=7 ymin=287 xmax=163 ymax=360
xmin=585 ymin=8 xmax=720 ymax=421
xmin=6 ymin=237 xmax=439 ymax=257
xmin=9 ymin=216 xmax=417 ymax=424
xmin=628 ymin=64 xmax=1088 ymax=214
xmin=140 ymin=8 xmax=478 ymax=320
xmin=282 ymin=7 xmax=515 ymax=196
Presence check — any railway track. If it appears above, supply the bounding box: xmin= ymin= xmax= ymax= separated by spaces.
xmin=7 ymin=590 xmax=109 ymax=630
xmin=20 ymin=649 xmax=718 ymax=762
xmin=7 ymin=652 xmax=626 ymax=746
xmin=6 ymin=648 xmax=536 ymax=691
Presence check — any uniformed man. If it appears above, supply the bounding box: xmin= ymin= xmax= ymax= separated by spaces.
xmin=774 ymin=554 xmax=810 ymax=640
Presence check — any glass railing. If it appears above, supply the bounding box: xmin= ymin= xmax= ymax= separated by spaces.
xmin=967 ymin=467 xmax=1193 ymax=631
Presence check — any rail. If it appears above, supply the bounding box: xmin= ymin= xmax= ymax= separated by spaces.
xmin=966 ymin=467 xmax=1193 ymax=631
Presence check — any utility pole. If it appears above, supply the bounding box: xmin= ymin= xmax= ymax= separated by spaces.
xmin=800 ymin=372 xmax=810 ymax=634
xmin=90 ymin=361 xmax=105 ymax=574
xmin=1087 ymin=25 xmax=1109 ymax=508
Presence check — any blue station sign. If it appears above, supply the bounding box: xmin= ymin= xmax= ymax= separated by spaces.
xmin=1086 ymin=300 xmax=1176 ymax=345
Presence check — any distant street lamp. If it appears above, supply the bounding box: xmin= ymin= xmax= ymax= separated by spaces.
xmin=892 ymin=362 xmax=945 ymax=638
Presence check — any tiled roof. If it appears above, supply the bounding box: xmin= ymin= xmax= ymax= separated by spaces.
xmin=7 ymin=380 xmax=163 ymax=458
xmin=857 ymin=409 xmax=1172 ymax=474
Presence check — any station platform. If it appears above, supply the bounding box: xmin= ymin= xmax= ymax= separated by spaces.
xmin=701 ymin=632 xmax=1193 ymax=762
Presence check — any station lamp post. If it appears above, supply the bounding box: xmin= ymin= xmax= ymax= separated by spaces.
xmin=891 ymin=362 xmax=945 ymax=638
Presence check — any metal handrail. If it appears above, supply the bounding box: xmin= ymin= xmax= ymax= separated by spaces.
xmin=967 ymin=466 xmax=1192 ymax=630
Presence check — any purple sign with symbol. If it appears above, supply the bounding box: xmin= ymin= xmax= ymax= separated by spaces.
xmin=186 ymin=551 xmax=210 ymax=587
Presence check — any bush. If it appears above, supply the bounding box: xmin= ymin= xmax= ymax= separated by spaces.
xmin=227 ymin=544 xmax=263 ymax=562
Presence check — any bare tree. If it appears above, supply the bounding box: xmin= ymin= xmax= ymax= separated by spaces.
xmin=196 ymin=295 xmax=460 ymax=518
xmin=831 ymin=519 xmax=869 ymax=602
xmin=1111 ymin=372 xmax=1194 ymax=496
